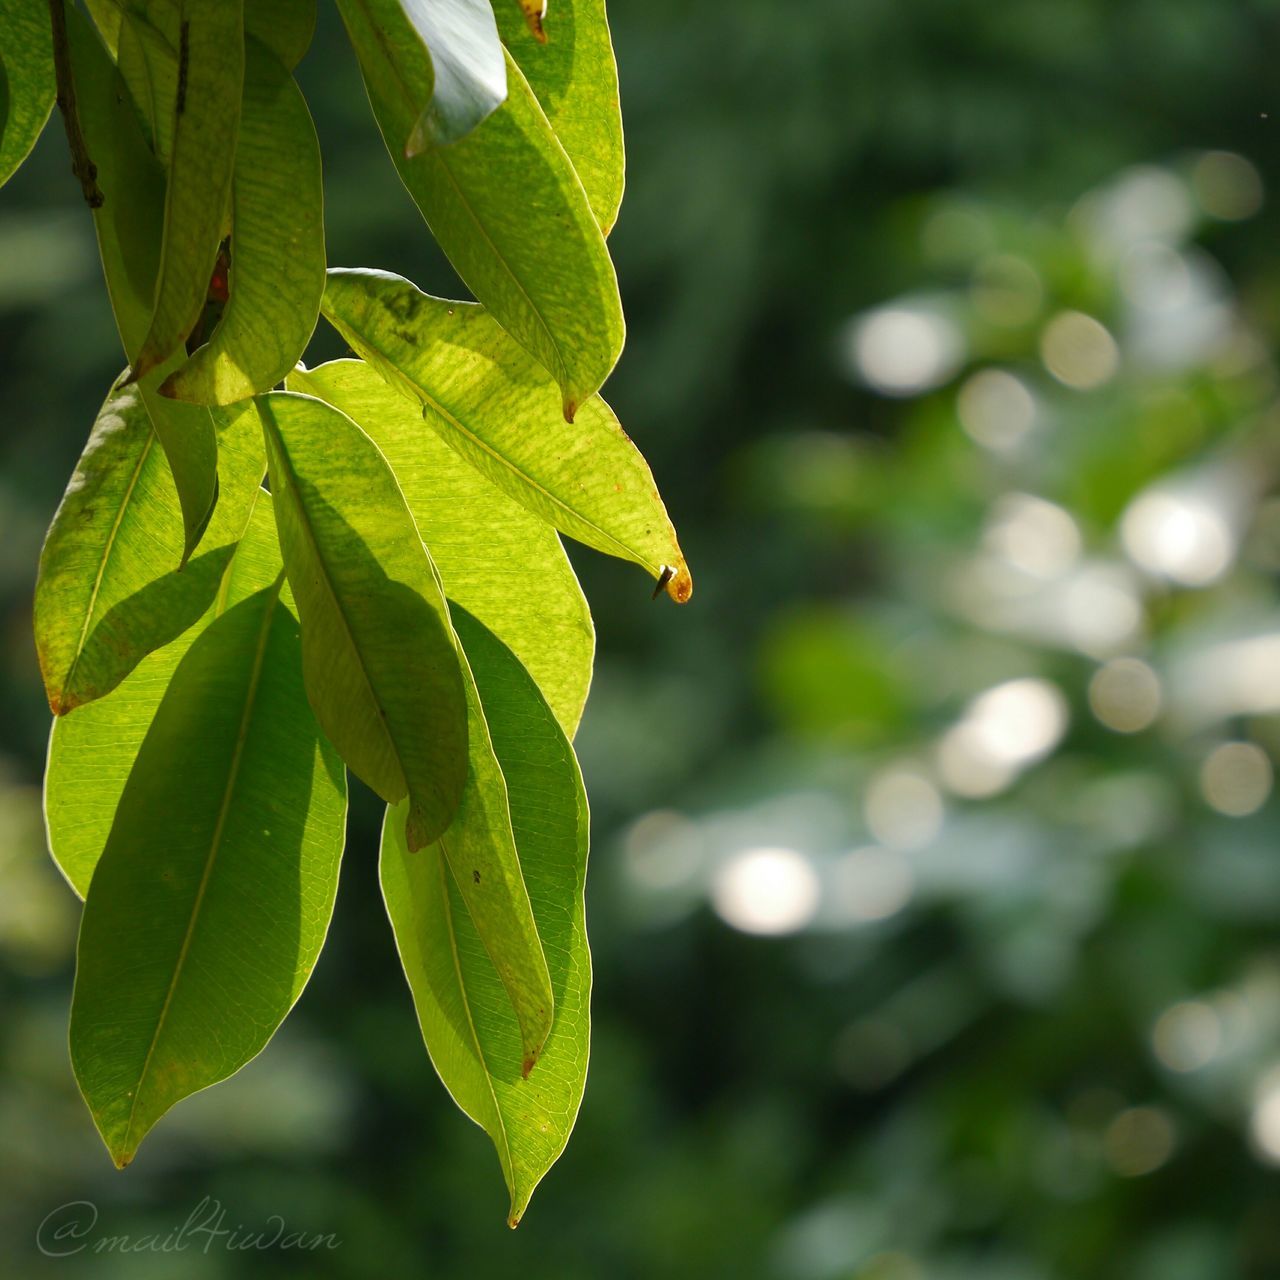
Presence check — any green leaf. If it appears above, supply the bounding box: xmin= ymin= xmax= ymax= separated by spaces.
xmin=381 ymin=607 xmax=557 ymax=1087
xmin=67 ymin=7 xmax=224 ymax=562
xmin=288 ymin=359 xmax=593 ymax=737
xmin=130 ymin=0 xmax=244 ymax=383
xmin=46 ymin=493 xmax=282 ymax=898
xmin=335 ymin=0 xmax=622 ymax=417
xmin=493 ymin=0 xmax=623 ymax=234
xmin=116 ymin=4 xmax=179 ymax=163
xmin=34 ymin=378 xmax=264 ymax=715
xmin=382 ymin=606 xmax=590 ymax=1226
xmin=256 ymin=391 xmax=468 ymax=848
xmin=399 ymin=0 xmax=507 ymax=150
xmin=244 ymin=0 xmax=315 ymax=70
xmin=160 ymin=35 xmax=325 ymax=405
xmin=320 ymin=269 xmax=691 ymax=600
xmin=83 ymin=0 xmax=123 ymax=55
xmin=0 ymin=0 xmax=54 ymax=190
xmin=69 ymin=576 xmax=347 ymax=1168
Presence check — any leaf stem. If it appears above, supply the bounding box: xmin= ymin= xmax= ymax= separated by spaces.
xmin=48 ymin=0 xmax=104 ymax=209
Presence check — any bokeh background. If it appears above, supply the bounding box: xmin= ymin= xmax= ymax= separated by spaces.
xmin=5 ymin=1 xmax=1280 ymax=1275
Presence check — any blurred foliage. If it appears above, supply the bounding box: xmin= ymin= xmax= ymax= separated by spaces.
xmin=6 ymin=0 xmax=1280 ymax=1276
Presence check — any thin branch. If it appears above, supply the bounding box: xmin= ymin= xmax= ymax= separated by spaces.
xmin=48 ymin=0 xmax=104 ymax=208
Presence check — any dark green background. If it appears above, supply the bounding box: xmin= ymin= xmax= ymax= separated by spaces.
xmin=5 ymin=1 xmax=1280 ymax=1275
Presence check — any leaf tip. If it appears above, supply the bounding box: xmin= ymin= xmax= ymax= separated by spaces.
xmin=562 ymin=398 xmax=577 ymax=424
xmin=667 ymin=565 xmax=693 ymax=604
xmin=653 ymin=564 xmax=693 ymax=604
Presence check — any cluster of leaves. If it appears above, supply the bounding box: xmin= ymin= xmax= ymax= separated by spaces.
xmin=1 ymin=0 xmax=689 ymax=1225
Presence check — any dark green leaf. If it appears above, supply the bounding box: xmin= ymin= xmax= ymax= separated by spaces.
xmin=0 ymin=0 xmax=54 ymax=189
xmin=70 ymin=576 xmax=347 ymax=1168
xmin=67 ymin=7 xmax=225 ymax=561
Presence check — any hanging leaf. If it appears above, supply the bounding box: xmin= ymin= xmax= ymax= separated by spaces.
xmin=160 ymin=35 xmax=325 ymax=405
xmin=493 ymin=0 xmax=623 ymax=234
xmin=289 ymin=359 xmax=593 ymax=737
xmin=70 ymin=576 xmax=347 ymax=1168
xmin=321 ymin=269 xmax=691 ymax=601
xmin=67 ymin=6 xmax=222 ymax=562
xmin=0 ymin=0 xmax=55 ymax=190
xmin=46 ymin=494 xmax=281 ymax=898
xmin=129 ymin=0 xmax=244 ymax=383
xmin=382 ymin=606 xmax=590 ymax=1225
xmin=382 ymin=608 xmax=559 ymax=1084
xmin=335 ymin=0 xmax=621 ymax=418
xmin=257 ymin=390 xmax=468 ymax=848
xmin=34 ymin=380 xmax=264 ymax=716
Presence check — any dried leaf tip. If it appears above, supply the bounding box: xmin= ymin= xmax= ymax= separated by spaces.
xmin=653 ymin=565 xmax=693 ymax=604
xmin=518 ymin=0 xmax=548 ymax=42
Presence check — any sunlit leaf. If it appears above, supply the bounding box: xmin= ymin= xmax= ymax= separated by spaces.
xmin=45 ymin=495 xmax=282 ymax=898
xmin=335 ymin=0 xmax=621 ymax=416
xmin=257 ymin=390 xmax=468 ymax=848
xmin=382 ymin=606 xmax=589 ymax=1226
xmin=0 ymin=0 xmax=54 ymax=190
xmin=161 ymin=35 xmax=325 ymax=405
xmin=493 ymin=0 xmax=622 ymax=233
xmin=130 ymin=0 xmax=244 ymax=383
xmin=34 ymin=379 xmax=264 ymax=715
xmin=321 ymin=268 xmax=691 ymax=600
xmin=289 ymin=359 xmax=593 ymax=737
xmin=70 ymin=576 xmax=347 ymax=1168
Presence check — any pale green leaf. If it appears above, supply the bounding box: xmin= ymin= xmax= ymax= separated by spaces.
xmin=288 ymin=359 xmax=593 ymax=737
xmin=34 ymin=378 xmax=263 ymax=715
xmin=70 ymin=577 xmax=347 ymax=1168
xmin=256 ymin=390 xmax=468 ymax=848
xmin=130 ymin=0 xmax=244 ymax=383
xmin=494 ymin=0 xmax=623 ymax=234
xmin=0 ymin=0 xmax=54 ymax=189
xmin=335 ymin=0 xmax=621 ymax=416
xmin=382 ymin=606 xmax=589 ymax=1225
xmin=161 ymin=35 xmax=325 ymax=405
xmin=400 ymin=0 xmax=507 ymax=149
xmin=321 ymin=268 xmax=691 ymax=600
xmin=45 ymin=494 xmax=283 ymax=897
